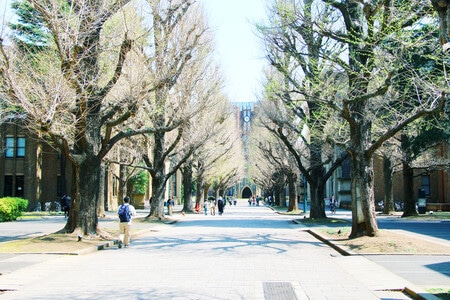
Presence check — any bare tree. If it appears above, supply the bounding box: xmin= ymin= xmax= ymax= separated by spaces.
xmin=257 ymin=0 xmax=349 ymax=219
xmin=250 ymin=114 xmax=299 ymax=212
xmin=0 ymin=0 xmax=161 ymax=235
xmin=191 ymin=96 xmax=243 ymax=211
xmin=258 ymin=0 xmax=446 ymax=237
xmin=129 ymin=1 xmax=212 ymax=219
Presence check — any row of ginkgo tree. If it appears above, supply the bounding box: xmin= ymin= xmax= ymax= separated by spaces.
xmin=0 ymin=0 xmax=243 ymax=236
xmin=250 ymin=0 xmax=448 ymax=238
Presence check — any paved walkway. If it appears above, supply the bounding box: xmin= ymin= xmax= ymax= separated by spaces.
xmin=0 ymin=202 xmax=444 ymax=299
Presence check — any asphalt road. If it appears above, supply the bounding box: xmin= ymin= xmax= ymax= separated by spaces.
xmin=366 ymin=255 xmax=450 ymax=287
xmin=378 ymin=218 xmax=450 ymax=242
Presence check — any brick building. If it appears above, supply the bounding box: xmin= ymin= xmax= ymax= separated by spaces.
xmin=0 ymin=118 xmax=72 ymax=210
xmin=373 ymin=143 xmax=450 ymax=210
xmin=0 ymin=118 xmax=180 ymax=212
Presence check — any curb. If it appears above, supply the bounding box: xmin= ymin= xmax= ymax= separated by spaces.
xmin=296 ymin=224 xmax=441 ymax=300
xmin=306 ymin=228 xmax=355 ymax=256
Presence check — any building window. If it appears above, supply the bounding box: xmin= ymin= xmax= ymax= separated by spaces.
xmin=3 ymin=175 xmax=25 ymax=197
xmin=5 ymin=137 xmax=14 ymax=158
xmin=4 ymin=136 xmax=26 ymax=158
xmin=421 ymin=175 xmax=430 ymax=196
xmin=17 ymin=137 xmax=26 ymax=157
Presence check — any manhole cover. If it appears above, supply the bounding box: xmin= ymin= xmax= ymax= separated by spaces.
xmin=263 ymin=282 xmax=297 ymax=300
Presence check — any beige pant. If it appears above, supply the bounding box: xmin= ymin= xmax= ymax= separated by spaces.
xmin=119 ymin=222 xmax=131 ymax=245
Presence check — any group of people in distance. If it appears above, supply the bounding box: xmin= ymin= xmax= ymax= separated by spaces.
xmin=203 ymin=196 xmax=226 ymax=216
xmin=248 ymin=195 xmax=261 ymax=206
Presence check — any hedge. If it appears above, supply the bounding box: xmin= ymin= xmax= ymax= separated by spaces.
xmin=0 ymin=197 xmax=28 ymax=222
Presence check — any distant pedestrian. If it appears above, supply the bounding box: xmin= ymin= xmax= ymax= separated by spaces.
xmin=118 ymin=196 xmax=136 ymax=248
xmin=330 ymin=195 xmax=336 ymax=214
xmin=167 ymin=197 xmax=174 ymax=216
xmin=204 ymin=201 xmax=208 ymax=215
xmin=60 ymin=194 xmax=71 ymax=218
xmin=210 ymin=200 xmax=216 ymax=215
xmin=218 ymin=197 xmax=224 ymax=215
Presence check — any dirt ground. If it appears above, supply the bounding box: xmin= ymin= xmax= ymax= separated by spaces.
xmin=0 ymin=217 xmax=163 ymax=254
xmin=317 ymin=227 xmax=450 ymax=255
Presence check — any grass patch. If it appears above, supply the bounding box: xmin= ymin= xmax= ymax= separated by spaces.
xmin=17 ymin=211 xmax=63 ymax=220
xmin=298 ymin=217 xmax=349 ymax=226
xmin=0 ymin=231 xmax=115 ymax=253
xmin=426 ymin=288 xmax=450 ymax=300
xmin=402 ymin=211 xmax=450 ymax=221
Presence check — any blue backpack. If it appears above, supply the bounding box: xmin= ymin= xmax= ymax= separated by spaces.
xmin=118 ymin=205 xmax=131 ymax=222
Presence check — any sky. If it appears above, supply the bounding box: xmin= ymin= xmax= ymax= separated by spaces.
xmin=0 ymin=0 xmax=268 ymax=103
xmin=200 ymin=0 xmax=268 ymax=102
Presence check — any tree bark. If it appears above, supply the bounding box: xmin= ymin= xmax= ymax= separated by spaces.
xmin=63 ymin=156 xmax=101 ymax=235
xmin=348 ymin=109 xmax=378 ymax=237
xmin=383 ymin=154 xmax=395 ymax=214
xmin=401 ymin=134 xmax=418 ymax=217
xmin=149 ymin=170 xmax=167 ymax=219
xmin=182 ymin=163 xmax=194 ymax=212
xmin=287 ymin=172 xmax=298 ymax=212
xmin=195 ymin=180 xmax=203 ymax=212
xmin=349 ymin=154 xmax=378 ymax=237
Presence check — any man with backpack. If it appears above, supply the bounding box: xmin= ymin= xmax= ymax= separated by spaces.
xmin=117 ymin=196 xmax=136 ymax=248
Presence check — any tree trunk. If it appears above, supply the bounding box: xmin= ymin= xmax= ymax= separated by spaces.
xmin=203 ymin=183 xmax=210 ymax=203
xmin=97 ymin=162 xmax=106 ymax=217
xmin=309 ymin=178 xmax=326 ymax=218
xmin=349 ymin=153 xmax=378 ymax=238
xmin=195 ymin=179 xmax=203 ymax=212
xmin=63 ymin=156 xmax=101 ymax=235
xmin=118 ymin=164 xmax=127 ymax=203
xmin=182 ymin=163 xmax=194 ymax=212
xmin=280 ymin=188 xmax=286 ymax=207
xmin=348 ymin=102 xmax=378 ymax=237
xmin=287 ymin=172 xmax=298 ymax=212
xmin=401 ymin=134 xmax=417 ymax=217
xmin=274 ymin=186 xmax=281 ymax=206
xmin=308 ymin=151 xmax=326 ymax=218
xmin=148 ymin=170 xmax=167 ymax=219
xmin=35 ymin=140 xmax=42 ymax=210
xmin=383 ymin=154 xmax=395 ymax=214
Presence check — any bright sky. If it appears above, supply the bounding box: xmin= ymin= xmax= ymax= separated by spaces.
xmin=200 ymin=0 xmax=268 ymax=102
xmin=0 ymin=0 xmax=268 ymax=102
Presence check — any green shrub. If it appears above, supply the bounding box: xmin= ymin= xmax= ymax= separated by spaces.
xmin=0 ymin=197 xmax=28 ymax=222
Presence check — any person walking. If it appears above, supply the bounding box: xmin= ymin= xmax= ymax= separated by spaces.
xmin=118 ymin=196 xmax=136 ymax=248
xmin=210 ymin=200 xmax=216 ymax=215
xmin=203 ymin=200 xmax=208 ymax=215
xmin=329 ymin=195 xmax=336 ymax=214
xmin=167 ymin=197 xmax=174 ymax=216
xmin=60 ymin=194 xmax=71 ymax=218
xmin=217 ymin=196 xmax=224 ymax=215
